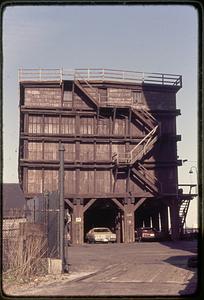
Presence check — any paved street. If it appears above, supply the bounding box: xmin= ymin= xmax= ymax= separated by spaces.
xmin=9 ymin=240 xmax=197 ymax=296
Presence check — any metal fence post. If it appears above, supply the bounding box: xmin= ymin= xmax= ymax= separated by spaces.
xmin=59 ymin=144 xmax=66 ymax=272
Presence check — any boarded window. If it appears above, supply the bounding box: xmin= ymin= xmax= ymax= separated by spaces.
xmin=64 ymin=144 xmax=75 ymax=161
xmin=64 ymin=171 xmax=76 ymax=194
xmin=63 ymin=91 xmax=72 ymax=108
xmin=44 ymin=117 xmax=59 ymax=134
xmin=96 ymin=170 xmax=110 ymax=193
xmin=79 ymin=170 xmax=94 ymax=194
xmin=80 ymin=144 xmax=94 ymax=161
xmin=27 ymin=169 xmax=42 ymax=193
xmin=28 ymin=142 xmax=43 ymax=160
xmin=114 ymin=118 xmax=125 ymax=135
xmin=61 ymin=117 xmax=75 ymax=134
xmin=24 ymin=88 xmax=61 ymax=107
xmin=98 ymin=118 xmax=109 ymax=135
xmin=44 ymin=170 xmax=58 ymax=192
xmin=107 ymin=88 xmax=132 ymax=105
xmin=44 ymin=143 xmax=58 ymax=160
xmin=95 ymin=144 xmax=110 ymax=161
xmin=28 ymin=116 xmax=43 ymax=134
xmin=80 ymin=117 xmax=94 ymax=135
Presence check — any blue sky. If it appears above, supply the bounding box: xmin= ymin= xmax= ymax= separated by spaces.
xmin=3 ymin=5 xmax=198 ymax=226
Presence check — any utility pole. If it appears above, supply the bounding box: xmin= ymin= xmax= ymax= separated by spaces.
xmin=59 ymin=143 xmax=66 ymax=273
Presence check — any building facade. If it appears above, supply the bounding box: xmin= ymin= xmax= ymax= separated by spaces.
xmin=18 ymin=68 xmax=193 ymax=244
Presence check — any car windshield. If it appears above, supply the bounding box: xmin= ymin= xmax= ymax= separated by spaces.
xmin=93 ymin=228 xmax=110 ymax=232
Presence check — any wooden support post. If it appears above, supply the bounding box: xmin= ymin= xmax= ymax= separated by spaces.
xmin=72 ymin=198 xmax=84 ymax=244
xmin=123 ymin=198 xmax=135 ymax=243
xmin=160 ymin=205 xmax=169 ymax=236
xmin=169 ymin=198 xmax=180 ymax=240
xmin=115 ymin=211 xmax=122 ymax=243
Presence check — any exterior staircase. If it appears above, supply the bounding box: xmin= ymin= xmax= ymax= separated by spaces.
xmin=179 ymin=199 xmax=191 ymax=231
xmin=74 ymin=71 xmax=162 ymax=196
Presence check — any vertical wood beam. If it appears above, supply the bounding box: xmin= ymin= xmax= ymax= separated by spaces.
xmin=72 ymin=198 xmax=84 ymax=244
xmin=76 ymin=168 xmax=80 ymax=195
xmin=123 ymin=198 xmax=135 ymax=243
xmin=76 ymin=115 xmax=80 ymax=136
xmin=169 ymin=198 xmax=180 ymax=240
xmin=160 ymin=205 xmax=169 ymax=236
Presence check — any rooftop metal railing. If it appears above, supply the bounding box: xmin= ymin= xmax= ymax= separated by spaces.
xmin=18 ymin=68 xmax=182 ymax=87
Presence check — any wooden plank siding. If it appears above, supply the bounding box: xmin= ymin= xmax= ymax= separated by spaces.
xmin=20 ymin=80 xmax=180 ymax=199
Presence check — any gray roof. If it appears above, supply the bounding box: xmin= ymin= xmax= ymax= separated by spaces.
xmin=2 ymin=183 xmax=26 ymax=217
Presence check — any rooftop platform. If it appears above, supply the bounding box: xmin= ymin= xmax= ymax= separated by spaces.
xmin=18 ymin=68 xmax=182 ymax=88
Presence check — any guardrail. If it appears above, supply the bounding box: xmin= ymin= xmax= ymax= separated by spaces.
xmin=18 ymin=68 xmax=182 ymax=87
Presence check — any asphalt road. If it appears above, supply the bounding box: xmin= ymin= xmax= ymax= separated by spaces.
xmin=9 ymin=240 xmax=198 ymax=296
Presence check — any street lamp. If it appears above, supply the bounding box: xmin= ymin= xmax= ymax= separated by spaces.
xmin=189 ymin=166 xmax=198 ymax=194
xmin=189 ymin=166 xmax=198 ymax=175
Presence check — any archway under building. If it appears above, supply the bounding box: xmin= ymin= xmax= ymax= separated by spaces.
xmin=84 ymin=198 xmax=122 ymax=243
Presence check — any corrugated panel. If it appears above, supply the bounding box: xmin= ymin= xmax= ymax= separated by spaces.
xmin=44 ymin=116 xmax=60 ymax=134
xmin=98 ymin=118 xmax=109 ymax=135
xmin=96 ymin=170 xmax=110 ymax=193
xmin=44 ymin=143 xmax=58 ymax=160
xmin=80 ymin=117 xmax=94 ymax=135
xmin=64 ymin=143 xmax=75 ymax=161
xmin=95 ymin=144 xmax=110 ymax=161
xmin=80 ymin=144 xmax=94 ymax=161
xmin=79 ymin=170 xmax=94 ymax=193
xmin=114 ymin=118 xmax=125 ymax=135
xmin=28 ymin=142 xmax=43 ymax=160
xmin=44 ymin=170 xmax=59 ymax=192
xmin=28 ymin=116 xmax=43 ymax=134
xmin=27 ymin=169 xmax=43 ymax=193
xmin=64 ymin=170 xmax=76 ymax=194
xmin=61 ymin=117 xmax=75 ymax=134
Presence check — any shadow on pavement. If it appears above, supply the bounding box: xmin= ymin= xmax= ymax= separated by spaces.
xmin=159 ymin=239 xmax=198 ymax=253
xmin=161 ymin=240 xmax=198 ymax=296
xmin=179 ymin=273 xmax=197 ymax=296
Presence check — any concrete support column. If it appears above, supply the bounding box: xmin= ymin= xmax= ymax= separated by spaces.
xmin=169 ymin=198 xmax=180 ymax=241
xmin=160 ymin=205 xmax=169 ymax=236
xmin=152 ymin=212 xmax=160 ymax=231
xmin=71 ymin=199 xmax=84 ymax=244
xmin=123 ymin=198 xmax=135 ymax=243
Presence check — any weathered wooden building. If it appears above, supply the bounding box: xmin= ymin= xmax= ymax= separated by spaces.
xmin=18 ymin=68 xmax=195 ymax=244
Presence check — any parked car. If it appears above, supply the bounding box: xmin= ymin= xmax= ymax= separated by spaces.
xmin=86 ymin=227 xmax=116 ymax=243
xmin=135 ymin=227 xmax=159 ymax=242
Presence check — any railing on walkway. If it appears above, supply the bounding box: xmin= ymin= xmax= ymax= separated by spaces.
xmin=18 ymin=68 xmax=182 ymax=87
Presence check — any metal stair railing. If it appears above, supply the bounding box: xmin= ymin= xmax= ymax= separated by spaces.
xmin=74 ymin=71 xmax=100 ymax=106
xmin=130 ymin=125 xmax=159 ymax=164
xmin=132 ymin=163 xmax=161 ymax=194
